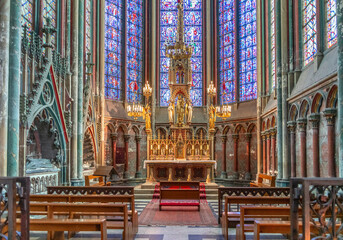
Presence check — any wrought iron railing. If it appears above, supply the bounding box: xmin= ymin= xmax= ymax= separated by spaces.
xmin=0 ymin=177 xmax=30 ymax=240
xmin=290 ymin=178 xmax=343 ymax=240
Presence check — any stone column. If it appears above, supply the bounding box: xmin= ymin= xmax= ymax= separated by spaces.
xmin=287 ymin=121 xmax=296 ymax=177
xmin=111 ymin=133 xmax=117 ymax=168
xmin=7 ymin=0 xmax=21 ymax=176
xmin=123 ymin=135 xmax=130 ymax=178
xmin=324 ymin=108 xmax=337 ymax=177
xmin=245 ymin=133 xmax=252 ymax=180
xmin=70 ymin=0 xmax=79 ymax=185
xmin=135 ymin=136 xmax=142 ymax=178
xmin=270 ymin=129 xmax=277 ymax=174
xmin=338 ymin=0 xmax=343 ymax=178
xmin=309 ymin=114 xmax=320 ymax=177
xmin=220 ymin=135 xmax=227 ymax=179
xmin=232 ymin=134 xmax=239 ymax=179
xmin=0 ymin=0 xmax=10 ymax=176
xmin=266 ymin=131 xmax=271 ymax=174
xmin=297 ymin=118 xmax=307 ymax=177
xmin=77 ymin=0 xmax=84 ymax=181
xmin=262 ymin=133 xmax=267 ymax=173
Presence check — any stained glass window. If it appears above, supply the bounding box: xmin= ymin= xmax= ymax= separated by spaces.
xmin=218 ymin=0 xmax=236 ymax=104
xmin=303 ymin=0 xmax=317 ymax=66
xmin=270 ymin=0 xmax=276 ymax=89
xmin=85 ymin=0 xmax=93 ymax=54
xmin=159 ymin=0 xmax=203 ymax=107
xmin=326 ymin=0 xmax=337 ymax=48
xmin=239 ymin=0 xmax=257 ymax=101
xmin=21 ymin=0 xmax=34 ymax=36
xmin=126 ymin=0 xmax=144 ymax=103
xmin=105 ymin=0 xmax=123 ymax=100
xmin=42 ymin=0 xmax=57 ymax=46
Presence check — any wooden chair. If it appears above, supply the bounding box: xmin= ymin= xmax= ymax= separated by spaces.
xmin=85 ymin=175 xmax=111 ymax=186
xmin=250 ymin=174 xmax=276 ymax=187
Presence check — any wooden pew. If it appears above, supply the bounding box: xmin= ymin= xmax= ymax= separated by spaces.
xmin=29 ymin=194 xmax=138 ymax=234
xmin=250 ymin=174 xmax=276 ymax=187
xmin=217 ymin=187 xmax=290 ymax=223
xmin=221 ymin=196 xmax=290 ymax=240
xmin=29 ymin=202 xmax=132 ymax=240
xmin=85 ymin=175 xmax=111 ymax=186
xmin=23 ymin=218 xmax=107 ymax=240
xmin=47 ymin=186 xmax=134 ymax=195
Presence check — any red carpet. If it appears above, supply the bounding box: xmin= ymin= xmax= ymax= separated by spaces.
xmin=139 ymin=183 xmax=217 ymax=226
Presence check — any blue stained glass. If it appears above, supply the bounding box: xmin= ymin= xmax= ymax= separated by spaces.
xmin=160 ymin=0 xmax=203 ymax=106
xmin=43 ymin=0 xmax=57 ymax=46
xmin=21 ymin=0 xmax=33 ymax=37
xmin=218 ymin=0 xmax=236 ymax=104
xmin=126 ymin=0 xmax=144 ymax=102
xmin=327 ymin=0 xmax=337 ymax=48
xmin=105 ymin=0 xmax=123 ymax=100
xmin=239 ymin=0 xmax=257 ymax=101
xmin=303 ymin=0 xmax=317 ymax=65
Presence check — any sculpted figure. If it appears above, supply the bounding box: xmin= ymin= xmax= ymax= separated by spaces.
xmin=168 ymin=102 xmax=174 ymax=123
xmin=187 ymin=104 xmax=192 ymax=124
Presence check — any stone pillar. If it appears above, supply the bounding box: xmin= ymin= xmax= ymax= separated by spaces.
xmin=297 ymin=118 xmax=307 ymax=177
xmin=70 ymin=0 xmax=79 ymax=185
xmin=287 ymin=121 xmax=296 ymax=177
xmin=309 ymin=114 xmax=320 ymax=177
xmin=338 ymin=0 xmax=343 ymax=177
xmin=266 ymin=131 xmax=271 ymax=174
xmin=270 ymin=129 xmax=277 ymax=174
xmin=7 ymin=0 xmax=21 ymax=176
xmin=111 ymin=133 xmax=117 ymax=168
xmin=0 ymin=0 xmax=10 ymax=176
xmin=135 ymin=136 xmax=142 ymax=178
xmin=324 ymin=108 xmax=337 ymax=177
xmin=245 ymin=133 xmax=252 ymax=180
xmin=262 ymin=133 xmax=266 ymax=173
xmin=220 ymin=135 xmax=227 ymax=179
xmin=232 ymin=134 xmax=239 ymax=179
xmin=77 ymin=0 xmax=84 ymax=181
xmin=123 ymin=135 xmax=130 ymax=179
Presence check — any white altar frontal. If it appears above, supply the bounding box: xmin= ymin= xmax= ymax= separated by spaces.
xmin=144 ymin=160 xmax=216 ymax=183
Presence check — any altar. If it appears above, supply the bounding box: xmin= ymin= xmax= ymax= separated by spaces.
xmin=144 ymin=160 xmax=216 ymax=183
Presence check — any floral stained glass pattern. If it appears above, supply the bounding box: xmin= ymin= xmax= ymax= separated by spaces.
xmin=303 ymin=0 xmax=317 ymax=66
xmin=43 ymin=0 xmax=57 ymax=46
xmin=160 ymin=0 xmax=203 ymax=106
xmin=218 ymin=0 xmax=236 ymax=104
xmin=239 ymin=0 xmax=257 ymax=101
xmin=105 ymin=0 xmax=123 ymax=100
xmin=326 ymin=0 xmax=337 ymax=48
xmin=21 ymin=0 xmax=33 ymax=37
xmin=127 ymin=0 xmax=144 ymax=103
xmin=85 ymin=0 xmax=93 ymax=54
xmin=270 ymin=0 xmax=276 ymax=89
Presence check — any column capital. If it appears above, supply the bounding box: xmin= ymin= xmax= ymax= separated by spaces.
xmin=324 ymin=108 xmax=337 ymax=126
xmin=270 ymin=128 xmax=277 ymax=138
xmin=220 ymin=135 xmax=227 ymax=143
xmin=297 ymin=118 xmax=307 ymax=132
xmin=245 ymin=133 xmax=252 ymax=142
xmin=124 ymin=134 xmax=131 ymax=142
xmin=287 ymin=121 xmax=297 ymax=133
xmin=110 ymin=133 xmax=118 ymax=141
xmin=232 ymin=134 xmax=239 ymax=141
xmin=135 ymin=136 xmax=142 ymax=142
xmin=308 ymin=113 xmax=320 ymax=129
xmin=265 ymin=130 xmax=271 ymax=139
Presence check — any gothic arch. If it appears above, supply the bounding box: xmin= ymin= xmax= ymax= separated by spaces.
xmin=299 ymin=99 xmax=310 ymax=119
xmin=234 ymin=124 xmax=246 ymax=134
xmin=289 ymin=104 xmax=298 ymax=121
xmin=222 ymin=125 xmax=231 ymax=135
xmin=311 ymin=92 xmax=324 ymax=114
xmin=326 ymin=85 xmax=338 ymax=108
xmin=247 ymin=123 xmax=256 ymax=133
xmin=271 ymin=116 xmax=276 ymax=128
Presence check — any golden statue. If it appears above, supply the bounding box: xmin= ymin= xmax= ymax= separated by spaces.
xmin=176 ymin=97 xmax=185 ymax=126
xmin=209 ymin=105 xmax=216 ymax=129
xmin=143 ymin=105 xmax=151 ymax=130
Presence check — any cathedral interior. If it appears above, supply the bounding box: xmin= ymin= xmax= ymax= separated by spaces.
xmin=0 ymin=0 xmax=343 ymax=239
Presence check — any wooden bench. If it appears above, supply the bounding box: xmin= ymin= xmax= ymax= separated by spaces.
xmin=159 ymin=181 xmax=200 ymax=211
xmin=85 ymin=175 xmax=111 ymax=186
xmin=220 ymin=196 xmax=290 ymax=240
xmin=250 ymin=174 xmax=276 ymax=187
xmin=29 ymin=202 xmax=132 ymax=240
xmin=47 ymin=186 xmax=134 ymax=195
xmin=22 ymin=218 xmax=107 ymax=240
xmin=29 ymin=194 xmax=138 ymax=234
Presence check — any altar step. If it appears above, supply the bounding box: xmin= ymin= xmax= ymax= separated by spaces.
xmin=134 ymin=182 xmax=219 ymax=200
